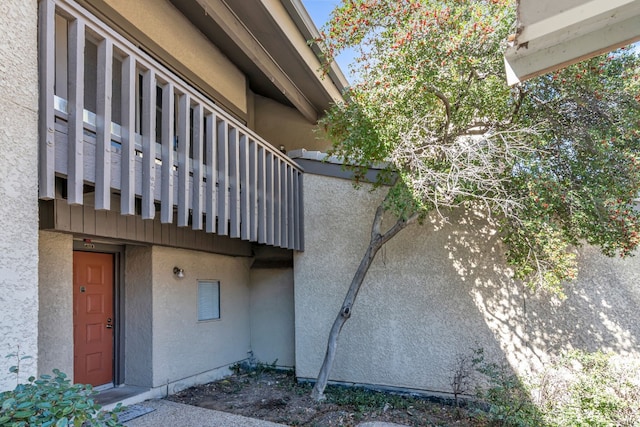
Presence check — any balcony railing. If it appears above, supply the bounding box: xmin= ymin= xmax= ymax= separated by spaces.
xmin=38 ymin=0 xmax=303 ymax=250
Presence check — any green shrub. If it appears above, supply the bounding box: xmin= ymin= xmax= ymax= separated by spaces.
xmin=472 ymin=349 xmax=545 ymax=427
xmin=536 ymin=350 xmax=640 ymax=427
xmin=471 ymin=348 xmax=640 ymax=427
xmin=0 ymin=369 xmax=123 ymax=427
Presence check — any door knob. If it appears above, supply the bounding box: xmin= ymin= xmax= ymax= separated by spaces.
xmin=106 ymin=317 xmax=113 ymax=329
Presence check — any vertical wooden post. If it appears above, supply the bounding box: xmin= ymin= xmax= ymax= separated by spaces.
xmin=228 ymin=128 xmax=240 ymax=238
xmin=248 ymin=139 xmax=258 ymax=242
xmin=38 ymin=0 xmax=56 ymax=200
xmin=177 ymin=93 xmax=191 ymax=227
xmin=257 ymin=146 xmax=267 ymax=244
xmin=141 ymin=69 xmax=157 ymax=220
xmin=265 ymin=152 xmax=274 ymax=245
xmin=95 ymin=37 xmax=113 ymax=210
xmin=67 ymin=17 xmax=85 ymax=205
xmin=273 ymin=158 xmax=281 ymax=247
xmin=192 ymin=104 xmax=204 ymax=230
xmin=160 ymin=82 xmax=175 ymax=224
xmin=205 ymin=113 xmax=217 ymax=233
xmin=239 ymin=135 xmax=250 ymax=240
xmin=217 ymin=120 xmax=229 ymax=235
xmin=298 ymin=172 xmax=305 ymax=250
xmin=120 ymin=56 xmax=136 ymax=216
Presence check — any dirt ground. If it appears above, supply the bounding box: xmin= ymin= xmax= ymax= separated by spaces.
xmin=168 ymin=368 xmax=485 ymax=426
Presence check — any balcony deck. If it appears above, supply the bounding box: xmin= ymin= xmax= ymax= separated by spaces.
xmin=38 ymin=0 xmax=303 ymax=250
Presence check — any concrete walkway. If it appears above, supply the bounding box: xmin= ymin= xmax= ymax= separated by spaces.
xmin=123 ymin=400 xmax=288 ymax=427
xmin=121 ymin=399 xmax=409 ymax=427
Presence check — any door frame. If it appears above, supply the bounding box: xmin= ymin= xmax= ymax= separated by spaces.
xmin=73 ymin=240 xmax=125 ymax=386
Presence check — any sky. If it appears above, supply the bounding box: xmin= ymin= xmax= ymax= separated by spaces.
xmin=301 ymin=0 xmax=356 ymax=81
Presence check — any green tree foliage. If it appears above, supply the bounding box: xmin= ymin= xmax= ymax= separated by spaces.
xmin=315 ymin=0 xmax=640 ymax=294
xmin=310 ymin=0 xmax=640 ymax=400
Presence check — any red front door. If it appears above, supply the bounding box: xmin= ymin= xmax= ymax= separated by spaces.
xmin=73 ymin=251 xmax=114 ymax=386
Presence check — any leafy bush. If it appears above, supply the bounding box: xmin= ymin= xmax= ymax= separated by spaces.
xmin=472 ymin=349 xmax=545 ymax=427
xmin=0 ymin=369 xmax=123 ymax=427
xmin=536 ymin=350 xmax=640 ymax=427
xmin=471 ymin=349 xmax=640 ymax=426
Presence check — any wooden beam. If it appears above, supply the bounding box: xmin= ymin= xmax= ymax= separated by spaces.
xmin=177 ymin=93 xmax=191 ymax=227
xmin=141 ymin=69 xmax=157 ymax=220
xmin=228 ymin=128 xmax=241 ymax=238
xmin=67 ymin=17 xmax=85 ymax=205
xmin=248 ymin=139 xmax=258 ymax=242
xmin=257 ymin=146 xmax=267 ymax=244
xmin=192 ymin=104 xmax=204 ymax=230
xmin=38 ymin=0 xmax=56 ymax=200
xmin=161 ymin=82 xmax=175 ymax=224
xmin=217 ymin=120 xmax=229 ymax=235
xmin=239 ymin=135 xmax=251 ymax=241
xmin=95 ymin=37 xmax=113 ymax=210
xmin=205 ymin=113 xmax=217 ymax=233
xmin=120 ymin=56 xmax=136 ymax=216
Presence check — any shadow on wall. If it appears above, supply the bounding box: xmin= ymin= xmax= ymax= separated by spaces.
xmin=442 ymin=208 xmax=640 ymax=374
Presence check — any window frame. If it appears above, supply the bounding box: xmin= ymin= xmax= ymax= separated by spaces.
xmin=197 ymin=279 xmax=221 ymax=322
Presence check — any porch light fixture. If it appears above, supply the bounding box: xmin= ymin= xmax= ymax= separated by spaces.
xmin=173 ymin=267 xmax=185 ymax=279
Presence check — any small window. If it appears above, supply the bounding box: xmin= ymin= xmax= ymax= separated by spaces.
xmin=197 ymin=280 xmax=220 ymax=321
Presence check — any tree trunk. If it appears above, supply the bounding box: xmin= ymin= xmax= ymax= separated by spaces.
xmin=311 ymin=202 xmax=418 ymax=401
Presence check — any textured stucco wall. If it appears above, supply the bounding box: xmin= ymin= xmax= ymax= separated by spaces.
xmin=150 ymin=247 xmax=252 ymax=388
xmin=0 ymin=0 xmax=39 ymax=391
xmin=254 ymin=95 xmax=330 ymax=153
xmin=38 ymin=232 xmax=74 ymax=379
xmin=249 ymin=268 xmax=295 ymax=367
xmin=124 ymin=245 xmax=154 ymax=387
xmin=295 ymin=173 xmax=640 ymax=394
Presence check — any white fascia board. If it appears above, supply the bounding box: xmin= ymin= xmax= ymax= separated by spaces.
xmin=505 ymin=0 xmax=640 ymax=85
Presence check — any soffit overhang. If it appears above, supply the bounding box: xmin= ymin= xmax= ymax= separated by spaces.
xmin=170 ymin=0 xmax=347 ymax=122
xmin=504 ymin=0 xmax=640 ymax=85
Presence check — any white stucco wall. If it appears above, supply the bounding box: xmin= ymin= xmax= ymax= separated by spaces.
xmin=150 ymin=247 xmax=252 ymax=390
xmin=38 ymin=232 xmax=74 ymax=379
xmin=295 ymin=173 xmax=640 ymax=394
xmin=0 ymin=0 xmax=39 ymax=391
xmin=249 ymin=268 xmax=295 ymax=367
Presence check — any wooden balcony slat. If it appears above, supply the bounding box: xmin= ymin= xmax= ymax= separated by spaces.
xmin=257 ymin=146 xmax=267 ymax=244
xmin=43 ymin=0 xmax=305 ymax=251
xmin=95 ymin=37 xmax=113 ymax=210
xmin=217 ymin=120 xmax=229 ymax=235
xmin=141 ymin=69 xmax=157 ymax=219
xmin=192 ymin=104 xmax=204 ymax=230
xmin=67 ymin=17 xmax=85 ymax=206
xmin=120 ymin=56 xmax=136 ymax=215
xmin=249 ymin=139 xmax=259 ymax=242
xmin=287 ymin=165 xmax=295 ymax=249
xmin=38 ymin=0 xmax=56 ymax=200
xmin=239 ymin=134 xmax=250 ymax=241
xmin=298 ymin=172 xmax=305 ymax=250
xmin=266 ymin=152 xmax=274 ymax=245
xmin=160 ymin=82 xmax=175 ymax=224
xmin=287 ymin=167 xmax=296 ymax=249
xmin=177 ymin=93 xmax=191 ymax=227
xmin=228 ymin=128 xmax=241 ymax=238
xmin=281 ymin=163 xmax=289 ymax=248
xmin=273 ymin=158 xmax=281 ymax=248
xmin=205 ymin=113 xmax=217 ymax=233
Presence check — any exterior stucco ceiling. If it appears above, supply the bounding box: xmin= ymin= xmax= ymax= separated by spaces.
xmin=505 ymin=0 xmax=640 ymax=84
